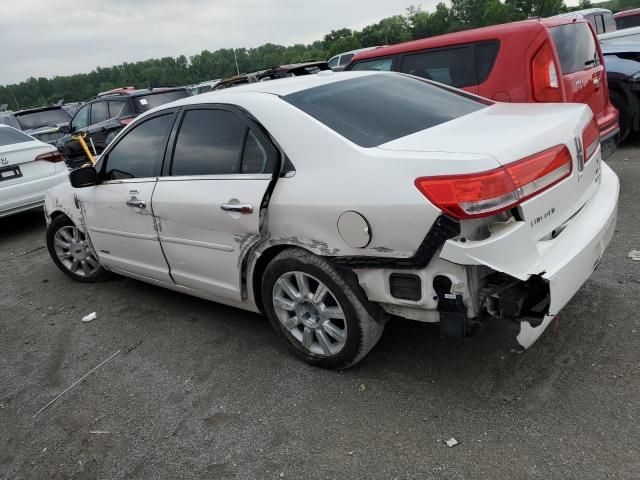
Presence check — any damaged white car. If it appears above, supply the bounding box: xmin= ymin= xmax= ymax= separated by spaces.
xmin=44 ymin=71 xmax=619 ymax=369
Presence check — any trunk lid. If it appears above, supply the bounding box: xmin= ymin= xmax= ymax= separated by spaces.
xmin=378 ymin=102 xmax=599 ymax=240
xmin=0 ymin=141 xmax=59 ymax=185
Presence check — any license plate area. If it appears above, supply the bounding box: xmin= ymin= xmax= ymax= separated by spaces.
xmin=0 ymin=165 xmax=22 ymax=181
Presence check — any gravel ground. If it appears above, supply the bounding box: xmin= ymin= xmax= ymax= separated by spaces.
xmin=1 ymin=142 xmax=639 ymax=480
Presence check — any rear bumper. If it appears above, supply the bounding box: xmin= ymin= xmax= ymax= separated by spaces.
xmin=441 ymin=162 xmax=619 ymax=348
xmin=600 ymin=127 xmax=620 ymax=161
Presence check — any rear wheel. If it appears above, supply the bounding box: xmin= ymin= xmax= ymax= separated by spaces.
xmin=262 ymin=248 xmax=384 ymax=369
xmin=46 ymin=215 xmax=109 ymax=282
xmin=610 ymin=90 xmax=632 ymax=141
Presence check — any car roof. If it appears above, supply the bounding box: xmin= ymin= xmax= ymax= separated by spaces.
xmin=352 ymin=20 xmax=551 ymax=62
xmin=97 ymin=87 xmax=186 ymax=99
xmin=615 ymin=8 xmax=640 ymax=18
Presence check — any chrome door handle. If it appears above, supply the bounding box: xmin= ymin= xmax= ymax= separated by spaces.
xmin=126 ymin=199 xmax=146 ymax=209
xmin=220 ymin=203 xmax=253 ymax=214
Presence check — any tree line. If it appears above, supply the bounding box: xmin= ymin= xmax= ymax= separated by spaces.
xmin=0 ymin=0 xmax=633 ymax=110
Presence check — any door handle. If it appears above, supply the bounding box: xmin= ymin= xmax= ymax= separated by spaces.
xmin=126 ymin=198 xmax=146 ymax=209
xmin=220 ymin=203 xmax=253 ymax=214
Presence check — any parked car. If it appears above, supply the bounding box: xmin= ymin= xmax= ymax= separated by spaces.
xmin=56 ymin=87 xmax=190 ymax=168
xmin=13 ymin=105 xmax=72 ymax=145
xmin=599 ymin=24 xmax=640 ymax=44
xmin=345 ymin=17 xmax=620 ymax=159
xmin=188 ymin=79 xmax=222 ymax=95
xmin=615 ymin=8 xmax=640 ymax=29
xmin=212 ymin=74 xmax=251 ymax=90
xmin=44 ymin=71 xmax=618 ymax=369
xmin=328 ymin=47 xmax=381 ymax=71
xmin=0 ymin=125 xmax=67 ymax=218
xmin=602 ymin=42 xmax=640 ymax=139
xmin=560 ymin=8 xmax=617 ymax=34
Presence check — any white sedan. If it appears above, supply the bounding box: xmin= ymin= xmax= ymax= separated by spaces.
xmin=0 ymin=125 xmax=68 ymax=218
xmin=43 ymin=71 xmax=619 ymax=369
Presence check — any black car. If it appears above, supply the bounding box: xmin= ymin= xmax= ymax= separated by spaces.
xmin=602 ymin=43 xmax=640 ymax=141
xmin=13 ymin=105 xmax=72 ymax=145
xmin=57 ymin=87 xmax=190 ymax=168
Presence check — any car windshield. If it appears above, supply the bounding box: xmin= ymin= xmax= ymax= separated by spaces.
xmin=0 ymin=127 xmax=33 ymax=146
xmin=135 ymin=90 xmax=189 ymax=111
xmin=549 ymin=23 xmax=599 ymax=74
xmin=15 ymin=108 xmax=71 ymax=131
xmin=283 ymin=74 xmax=487 ymax=148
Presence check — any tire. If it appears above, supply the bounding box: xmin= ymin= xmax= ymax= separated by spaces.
xmin=46 ymin=215 xmax=109 ymax=282
xmin=610 ymin=90 xmax=632 ymax=142
xmin=261 ymin=248 xmax=384 ymax=369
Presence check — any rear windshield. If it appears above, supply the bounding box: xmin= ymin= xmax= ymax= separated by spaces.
xmin=0 ymin=127 xmax=32 ymax=146
xmin=283 ymin=74 xmax=487 ymax=148
xmin=549 ymin=23 xmax=599 ymax=74
xmin=135 ymin=90 xmax=189 ymax=111
xmin=15 ymin=108 xmax=71 ymax=131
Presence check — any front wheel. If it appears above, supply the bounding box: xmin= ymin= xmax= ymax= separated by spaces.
xmin=46 ymin=215 xmax=109 ymax=282
xmin=262 ymin=248 xmax=384 ymax=369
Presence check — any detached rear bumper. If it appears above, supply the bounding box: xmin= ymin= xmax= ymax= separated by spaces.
xmin=441 ymin=162 xmax=619 ymax=348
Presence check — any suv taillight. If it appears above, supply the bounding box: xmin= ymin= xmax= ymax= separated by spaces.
xmin=415 ymin=145 xmax=572 ymax=220
xmin=582 ymin=116 xmax=600 ymax=162
xmin=35 ymin=150 xmax=64 ymax=163
xmin=532 ymin=42 xmax=562 ymax=102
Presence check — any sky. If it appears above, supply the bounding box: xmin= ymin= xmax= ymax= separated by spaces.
xmin=0 ymin=0 xmax=438 ymax=86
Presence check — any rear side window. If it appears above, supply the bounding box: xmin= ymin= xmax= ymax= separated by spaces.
xmin=475 ymin=42 xmax=500 ymax=83
xmin=616 ymin=15 xmax=640 ymax=29
xmin=283 ymin=74 xmax=486 ymax=148
xmin=108 ymin=100 xmax=125 ymax=118
xmin=90 ymin=102 xmax=109 ymax=124
xmin=0 ymin=127 xmax=32 ymax=146
xmin=399 ymin=46 xmax=476 ymax=87
xmin=104 ymin=114 xmax=174 ymax=180
xmin=549 ymin=23 xmax=599 ymax=74
xmin=603 ymin=13 xmax=617 ymax=32
xmin=350 ymin=58 xmax=393 ymax=72
xmin=338 ymin=54 xmax=354 ymax=67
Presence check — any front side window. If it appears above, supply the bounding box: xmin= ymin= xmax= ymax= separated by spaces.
xmin=350 ymin=58 xmax=394 ymax=72
xmin=283 ymin=74 xmax=487 ymax=148
xmin=103 ymin=114 xmax=174 ymax=180
xmin=549 ymin=23 xmax=599 ymax=74
xmin=90 ymin=102 xmax=109 ymax=125
xmin=595 ymin=14 xmax=605 ymax=34
xmin=72 ymin=105 xmax=90 ymax=130
xmin=399 ymin=46 xmax=476 ymax=87
xmin=328 ymin=56 xmax=339 ymax=69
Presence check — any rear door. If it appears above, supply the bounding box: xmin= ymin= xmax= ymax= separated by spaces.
xmin=151 ymin=105 xmax=276 ymax=301
xmin=548 ymin=22 xmax=606 ymax=122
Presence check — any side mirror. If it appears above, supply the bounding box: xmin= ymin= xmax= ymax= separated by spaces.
xmin=59 ymin=124 xmax=71 ymax=134
xmin=69 ymin=166 xmax=98 ymax=188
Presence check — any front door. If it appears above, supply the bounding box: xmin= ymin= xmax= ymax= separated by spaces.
xmin=78 ymin=111 xmax=177 ymax=282
xmin=151 ymin=106 xmax=277 ymax=301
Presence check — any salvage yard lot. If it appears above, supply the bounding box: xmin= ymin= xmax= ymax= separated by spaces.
xmin=1 ymin=145 xmax=639 ymax=480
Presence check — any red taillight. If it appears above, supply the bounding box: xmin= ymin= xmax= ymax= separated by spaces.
xmin=582 ymin=116 xmax=599 ymax=162
xmin=531 ymin=42 xmax=562 ymax=102
xmin=415 ymin=145 xmax=573 ymax=220
xmin=35 ymin=150 xmax=64 ymax=163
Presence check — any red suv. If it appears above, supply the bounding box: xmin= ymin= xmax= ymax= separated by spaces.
xmin=346 ymin=17 xmax=619 ymax=159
